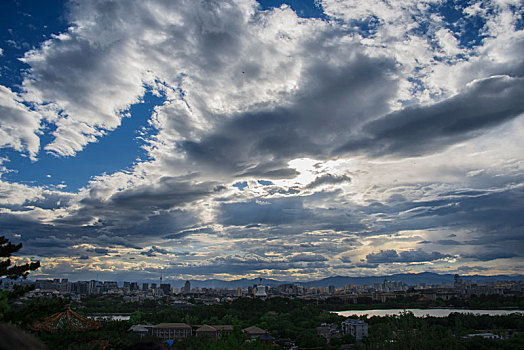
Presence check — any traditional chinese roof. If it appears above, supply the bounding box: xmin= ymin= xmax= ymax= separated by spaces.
xmin=196 ymin=324 xmax=217 ymax=333
xmin=243 ymin=326 xmax=267 ymax=335
xmin=29 ymin=307 xmax=101 ymax=332
xmin=152 ymin=323 xmax=192 ymax=329
xmin=213 ymin=325 xmax=234 ymax=331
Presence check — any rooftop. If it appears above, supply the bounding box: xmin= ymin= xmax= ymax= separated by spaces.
xmin=152 ymin=323 xmax=192 ymax=329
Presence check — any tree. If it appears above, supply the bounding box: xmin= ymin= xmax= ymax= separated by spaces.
xmin=1 ymin=235 xmax=40 ymax=319
xmin=1 ymin=236 xmax=40 ymax=279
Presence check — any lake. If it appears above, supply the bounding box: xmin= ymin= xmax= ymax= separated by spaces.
xmin=336 ymin=308 xmax=524 ymax=318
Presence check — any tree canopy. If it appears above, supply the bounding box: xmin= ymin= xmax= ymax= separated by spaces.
xmin=1 ymin=235 xmax=40 ymax=320
xmin=0 ymin=235 xmax=40 ymax=280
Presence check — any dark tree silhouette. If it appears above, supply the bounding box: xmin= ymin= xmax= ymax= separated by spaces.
xmin=0 ymin=235 xmax=40 ymax=279
xmin=1 ymin=235 xmax=41 ymax=319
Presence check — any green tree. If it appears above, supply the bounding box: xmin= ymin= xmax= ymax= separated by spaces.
xmin=0 ymin=235 xmax=40 ymax=319
xmin=1 ymin=236 xmax=40 ymax=279
xmin=129 ymin=310 xmax=143 ymax=324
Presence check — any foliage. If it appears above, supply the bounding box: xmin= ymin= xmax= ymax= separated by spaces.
xmin=319 ymin=294 xmax=524 ymax=311
xmin=3 ymin=295 xmax=70 ymax=326
xmin=0 ymin=235 xmax=41 ymax=320
xmin=174 ymin=328 xmax=274 ymax=350
xmin=363 ymin=311 xmax=524 ymax=349
xmin=0 ymin=235 xmax=40 ymax=279
xmin=6 ymin=294 xmax=524 ymax=349
xmin=36 ymin=320 xmax=141 ymax=350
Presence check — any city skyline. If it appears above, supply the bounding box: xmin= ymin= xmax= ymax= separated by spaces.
xmin=0 ymin=0 xmax=523 ymax=282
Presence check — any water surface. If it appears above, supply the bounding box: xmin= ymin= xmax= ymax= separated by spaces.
xmin=336 ymin=308 xmax=524 ymax=318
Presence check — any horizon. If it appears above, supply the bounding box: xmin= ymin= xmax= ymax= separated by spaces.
xmin=11 ymin=271 xmax=524 ymax=286
xmin=1 ymin=0 xmax=523 ymax=282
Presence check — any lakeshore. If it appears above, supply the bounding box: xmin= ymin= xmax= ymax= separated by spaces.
xmin=336 ymin=308 xmax=524 ymax=318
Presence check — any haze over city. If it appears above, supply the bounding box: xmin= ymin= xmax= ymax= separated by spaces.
xmin=0 ymin=0 xmax=523 ymax=283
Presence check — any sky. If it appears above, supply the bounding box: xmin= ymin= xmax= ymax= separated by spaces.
xmin=0 ymin=0 xmax=523 ymax=282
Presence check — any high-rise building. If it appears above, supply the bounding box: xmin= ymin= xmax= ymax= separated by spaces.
xmin=77 ymin=281 xmax=89 ymax=294
xmin=160 ymin=283 xmax=171 ymax=295
xmin=88 ymin=280 xmax=98 ymax=294
xmin=142 ymin=283 xmax=148 ymax=291
xmin=183 ymin=280 xmax=191 ymax=294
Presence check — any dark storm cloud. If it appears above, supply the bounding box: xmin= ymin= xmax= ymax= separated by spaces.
xmin=456 ymin=266 xmax=489 ymax=272
xmin=107 ymin=177 xmax=224 ymax=211
xmin=218 ymin=190 xmax=369 ymax=236
xmin=45 ymin=178 xmax=220 ymax=246
xmin=413 ymin=186 xmax=524 ymax=245
xmin=339 ymin=255 xmax=352 ymax=263
xmin=337 ymin=75 xmax=524 ymax=157
xmin=218 ymin=182 xmax=524 ymax=268
xmin=179 ymin=51 xmax=397 ymax=176
xmin=287 ymin=253 xmax=328 ymax=262
xmin=461 ymin=251 xmax=518 ymax=261
xmin=140 ymin=245 xmax=170 ymax=257
xmin=352 ymin=184 xmax=524 ymax=253
xmin=164 ymin=254 xmax=329 ymax=275
xmin=163 ymin=227 xmax=216 ymax=240
xmin=435 ymin=239 xmax=462 ymax=245
xmin=356 ymin=263 xmax=379 ymax=269
xmin=219 ymin=197 xmax=310 ymax=226
xmin=366 ymin=249 xmax=451 ymax=264
xmin=0 ymin=206 xmax=197 ymax=257
xmin=2 ymin=1 xmax=523 ymax=280
xmin=305 ymin=174 xmax=351 ymax=189
xmin=87 ymin=248 xmax=114 ymax=255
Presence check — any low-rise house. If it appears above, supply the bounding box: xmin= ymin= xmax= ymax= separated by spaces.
xmin=243 ymin=326 xmax=268 ymax=339
xmin=192 ymin=324 xmax=234 ymax=340
xmin=342 ymin=319 xmax=368 ymax=340
xmin=128 ymin=324 xmax=152 ymax=337
xmin=150 ymin=323 xmax=192 ymax=340
xmin=196 ymin=324 xmax=219 ymax=340
xmin=213 ymin=325 xmax=234 ymax=338
xmin=243 ymin=326 xmax=275 ymax=343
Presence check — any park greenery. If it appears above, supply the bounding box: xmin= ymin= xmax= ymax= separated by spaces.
xmin=0 ymin=235 xmax=40 ymax=319
xmin=317 ymin=294 xmax=524 ymax=311
xmin=1 ymin=294 xmax=524 ymax=349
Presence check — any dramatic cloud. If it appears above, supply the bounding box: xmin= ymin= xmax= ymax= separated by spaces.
xmin=0 ymin=0 xmax=522 ymax=280
xmin=366 ymin=249 xmax=452 ymax=264
xmin=338 ymin=75 xmax=524 ymax=157
xmin=0 ymin=86 xmax=41 ymax=158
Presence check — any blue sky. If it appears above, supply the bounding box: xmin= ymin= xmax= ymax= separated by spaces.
xmin=0 ymin=0 xmax=523 ymax=281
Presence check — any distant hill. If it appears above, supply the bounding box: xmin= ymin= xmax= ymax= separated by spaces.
xmin=296 ymin=272 xmax=524 ymax=288
xmin=171 ymin=278 xmax=290 ymax=289
xmin=168 ymin=272 xmax=523 ymax=288
xmin=24 ymin=272 xmax=523 ymax=288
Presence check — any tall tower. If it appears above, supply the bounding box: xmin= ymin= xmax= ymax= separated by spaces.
xmin=255 ymin=278 xmax=267 ymax=298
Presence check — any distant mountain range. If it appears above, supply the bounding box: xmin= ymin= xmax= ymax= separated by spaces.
xmin=166 ymin=272 xmax=523 ymax=289
xmin=21 ymin=272 xmax=523 ymax=288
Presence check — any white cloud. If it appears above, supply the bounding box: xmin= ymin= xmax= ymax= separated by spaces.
xmin=1 ymin=0 xmax=523 ymax=278
xmin=0 ymin=85 xmax=41 ymax=159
